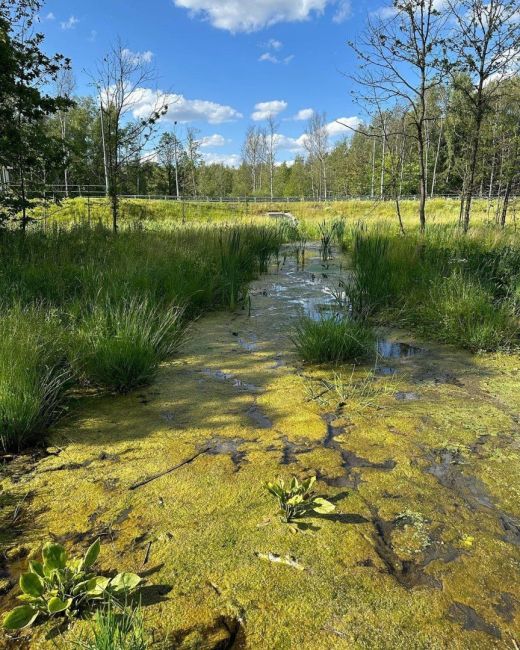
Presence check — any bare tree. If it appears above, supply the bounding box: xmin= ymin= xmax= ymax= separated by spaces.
xmin=185 ymin=127 xmax=201 ymax=196
xmin=349 ymin=0 xmax=447 ymax=230
xmin=91 ymin=40 xmax=166 ymax=232
xmin=241 ymin=126 xmax=264 ymax=194
xmin=448 ymin=0 xmax=520 ymax=231
xmin=55 ymin=67 xmax=75 ymax=197
xmin=304 ymin=112 xmax=329 ymax=200
xmin=265 ymin=115 xmax=278 ymax=200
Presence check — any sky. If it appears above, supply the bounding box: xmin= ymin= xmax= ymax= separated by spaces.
xmin=37 ymin=0 xmax=389 ymax=166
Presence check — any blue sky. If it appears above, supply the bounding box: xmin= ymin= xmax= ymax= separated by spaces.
xmin=38 ymin=0 xmax=386 ymax=165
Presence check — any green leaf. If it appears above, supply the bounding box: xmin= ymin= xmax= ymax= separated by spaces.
xmin=109 ymin=572 xmax=141 ymax=593
xmin=42 ymin=542 xmax=67 ymax=571
xmin=86 ymin=576 xmax=110 ymax=596
xmin=19 ymin=572 xmax=44 ymax=597
xmin=72 ymin=577 xmax=98 ymax=596
xmin=3 ymin=605 xmax=39 ymax=630
xmin=82 ymin=538 xmax=100 ymax=569
xmin=29 ymin=561 xmax=45 ymax=577
xmin=47 ymin=597 xmax=72 ymax=615
xmin=312 ymin=498 xmax=336 ymax=514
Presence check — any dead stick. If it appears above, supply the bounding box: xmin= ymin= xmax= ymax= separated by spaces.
xmin=129 ymin=448 xmax=210 ymax=490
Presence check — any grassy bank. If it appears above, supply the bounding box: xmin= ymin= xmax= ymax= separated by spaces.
xmin=0 ymin=223 xmax=282 ymax=451
xmin=342 ymin=225 xmax=520 ymax=351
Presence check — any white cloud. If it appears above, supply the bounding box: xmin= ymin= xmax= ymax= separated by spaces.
xmin=88 ymin=30 xmax=97 ymax=42
xmin=200 ymin=133 xmax=227 ymax=147
xmin=251 ymin=100 xmax=288 ymax=120
xmin=129 ymin=88 xmax=242 ymax=124
xmin=293 ymin=108 xmax=314 ymax=121
xmin=266 ymin=38 xmax=283 ymax=50
xmin=326 ymin=116 xmax=361 ymax=136
xmin=259 ymin=52 xmax=294 ymax=64
xmin=45 ymin=12 xmax=55 ymax=20
xmin=60 ymin=15 xmax=79 ymax=30
xmin=202 ymin=152 xmax=241 ymax=167
xmin=122 ymin=49 xmax=154 ymax=65
xmin=333 ymin=0 xmax=351 ymax=22
xmin=173 ymin=0 xmax=331 ymax=32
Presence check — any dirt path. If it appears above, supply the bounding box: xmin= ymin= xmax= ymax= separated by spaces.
xmin=1 ymin=244 xmax=519 ymax=649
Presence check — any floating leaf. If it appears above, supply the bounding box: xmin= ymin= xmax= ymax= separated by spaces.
xmin=2 ymin=605 xmax=39 ymax=630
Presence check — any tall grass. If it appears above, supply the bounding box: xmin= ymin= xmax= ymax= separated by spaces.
xmin=0 ymin=222 xmax=282 ymax=450
xmin=72 ymin=298 xmax=185 ymax=393
xmin=71 ymin=601 xmax=147 ymax=650
xmin=0 ymin=307 xmax=70 ymax=451
xmin=292 ymin=316 xmax=375 ymax=364
xmin=342 ymin=225 xmax=520 ymax=351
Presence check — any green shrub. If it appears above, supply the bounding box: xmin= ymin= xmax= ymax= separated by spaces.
xmin=71 ymin=601 xmax=148 ymax=650
xmin=73 ymin=297 xmax=185 ymax=393
xmin=292 ymin=316 xmax=375 ymax=364
xmin=0 ymin=307 xmax=70 ymax=452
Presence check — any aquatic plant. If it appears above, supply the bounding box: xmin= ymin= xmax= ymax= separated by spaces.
xmin=292 ymin=316 xmax=375 ymax=364
xmin=2 ymin=539 xmax=141 ymax=630
xmin=265 ymin=476 xmax=335 ymax=523
xmin=72 ymin=297 xmax=185 ymax=393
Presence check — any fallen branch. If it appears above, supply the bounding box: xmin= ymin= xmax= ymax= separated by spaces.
xmin=129 ymin=448 xmax=210 ymax=490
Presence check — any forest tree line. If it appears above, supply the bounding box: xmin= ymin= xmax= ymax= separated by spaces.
xmin=1 ymin=0 xmax=519 ymax=231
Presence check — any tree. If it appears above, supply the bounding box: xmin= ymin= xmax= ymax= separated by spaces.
xmin=157 ymin=131 xmax=182 ymax=196
xmin=350 ymin=0 xmax=447 ymax=230
xmin=91 ymin=40 xmax=166 ymax=231
xmin=265 ymin=116 xmax=278 ymax=200
xmin=304 ymin=112 xmax=329 ymax=199
xmin=448 ymin=0 xmax=520 ymax=231
xmin=185 ymin=127 xmax=201 ymax=196
xmin=242 ymin=126 xmax=264 ymax=194
xmin=0 ymin=0 xmax=72 ymax=229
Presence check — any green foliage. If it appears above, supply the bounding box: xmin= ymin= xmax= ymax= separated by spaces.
xmin=266 ymin=476 xmax=335 ymax=523
xmin=72 ymin=298 xmax=185 ymax=393
xmin=71 ymin=601 xmax=148 ymax=650
xmin=0 ymin=306 xmax=70 ymax=451
xmin=292 ymin=316 xmax=375 ymax=364
xmin=2 ymin=539 xmax=141 ymax=630
xmin=344 ymin=226 xmax=520 ymax=351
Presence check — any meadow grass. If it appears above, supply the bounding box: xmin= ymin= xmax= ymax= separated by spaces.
xmin=0 ymin=223 xmax=283 ymax=450
xmin=343 ymin=225 xmax=520 ymax=351
xmin=70 ymin=601 xmax=147 ymax=650
xmin=292 ymin=316 xmax=375 ymax=364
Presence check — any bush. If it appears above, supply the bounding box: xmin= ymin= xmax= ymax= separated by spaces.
xmin=0 ymin=307 xmax=70 ymax=452
xmin=72 ymin=297 xmax=185 ymax=393
xmin=292 ymin=316 xmax=375 ymax=364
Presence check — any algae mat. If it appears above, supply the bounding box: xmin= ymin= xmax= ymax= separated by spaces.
xmin=1 ymin=245 xmax=519 ymax=649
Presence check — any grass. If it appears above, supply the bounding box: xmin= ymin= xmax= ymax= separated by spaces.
xmin=343 ymin=225 xmax=520 ymax=351
xmin=0 ymin=223 xmax=283 ymax=451
xmin=72 ymin=298 xmax=185 ymax=393
xmin=292 ymin=316 xmax=375 ymax=364
xmin=70 ymin=601 xmax=148 ymax=650
xmin=0 ymin=307 xmax=70 ymax=452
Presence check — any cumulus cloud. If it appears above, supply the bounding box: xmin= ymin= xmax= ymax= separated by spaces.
xmin=129 ymin=88 xmax=243 ymax=124
xmin=266 ymin=38 xmax=283 ymax=49
xmin=45 ymin=12 xmax=55 ymax=20
xmin=326 ymin=116 xmax=361 ymax=136
xmin=292 ymin=108 xmax=314 ymax=121
xmin=173 ymin=0 xmax=333 ymax=32
xmin=251 ymin=100 xmax=288 ymax=121
xmin=60 ymin=15 xmax=79 ymax=30
xmin=202 ymin=152 xmax=241 ymax=167
xmin=200 ymin=133 xmax=227 ymax=147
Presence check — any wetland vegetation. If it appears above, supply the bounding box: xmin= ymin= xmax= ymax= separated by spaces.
xmin=1 ymin=0 xmax=520 ymax=648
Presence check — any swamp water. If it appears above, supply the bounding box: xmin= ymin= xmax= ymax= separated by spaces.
xmin=1 ymin=243 xmax=519 ymax=649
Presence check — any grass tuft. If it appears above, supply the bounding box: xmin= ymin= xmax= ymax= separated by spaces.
xmin=292 ymin=316 xmax=375 ymax=364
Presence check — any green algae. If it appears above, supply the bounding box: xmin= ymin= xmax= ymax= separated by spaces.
xmin=1 ymin=244 xmax=519 ymax=649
